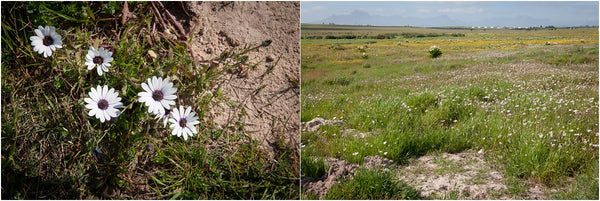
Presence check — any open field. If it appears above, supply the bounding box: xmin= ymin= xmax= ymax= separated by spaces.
xmin=300 ymin=24 xmax=598 ymax=199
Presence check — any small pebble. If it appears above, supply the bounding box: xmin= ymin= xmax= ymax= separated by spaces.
xmin=266 ymin=55 xmax=275 ymax=62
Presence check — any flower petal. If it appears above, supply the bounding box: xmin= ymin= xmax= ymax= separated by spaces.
xmin=84 ymin=97 xmax=95 ymax=105
xmin=34 ymin=29 xmax=43 ymax=38
xmin=141 ymin=82 xmax=151 ymax=93
xmin=95 ymin=109 xmax=103 ymax=121
xmin=171 ymin=126 xmax=179 ymax=136
xmin=85 ymin=62 xmax=95 ymax=70
xmin=152 ymin=77 xmax=160 ymax=91
xmin=163 ymin=95 xmax=177 ymax=100
xmin=43 ymin=48 xmax=51 ymax=58
xmin=187 ymin=124 xmax=197 ymax=134
xmin=89 ymin=87 xmax=98 ymax=101
xmin=107 ymin=87 xmax=115 ymax=98
xmin=171 ymin=108 xmax=181 ymax=120
xmin=160 ymin=100 xmax=172 ymax=109
xmin=106 ymin=107 xmax=117 ymax=118
xmin=102 ymin=85 xmax=108 ymax=98
xmin=184 ymin=106 xmax=192 ymax=117
xmin=88 ymin=108 xmax=97 ymax=117
xmin=138 ymin=91 xmax=150 ymax=99
xmin=113 ymin=101 xmax=123 ymax=109
xmin=145 ymin=78 xmax=153 ymax=90
xmin=156 ymin=105 xmax=165 ymax=116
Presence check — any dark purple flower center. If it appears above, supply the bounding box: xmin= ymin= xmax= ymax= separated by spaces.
xmin=179 ymin=118 xmax=187 ymax=128
xmin=93 ymin=56 xmax=104 ymax=64
xmin=42 ymin=36 xmax=54 ymax=46
xmin=152 ymin=90 xmax=164 ymax=101
xmin=97 ymin=99 xmax=109 ymax=110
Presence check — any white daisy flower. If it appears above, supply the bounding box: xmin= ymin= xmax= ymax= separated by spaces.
xmin=30 ymin=25 xmax=63 ymax=58
xmin=169 ymin=106 xmax=200 ymax=140
xmin=137 ymin=76 xmax=177 ymax=116
xmin=84 ymin=85 xmax=123 ymax=123
xmin=85 ymin=46 xmax=114 ymax=76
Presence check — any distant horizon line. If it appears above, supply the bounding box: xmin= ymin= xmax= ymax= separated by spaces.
xmin=300 ymin=23 xmax=599 ymax=29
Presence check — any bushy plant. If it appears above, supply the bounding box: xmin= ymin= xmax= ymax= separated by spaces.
xmin=361 ymin=52 xmax=369 ymax=59
xmin=428 ymin=45 xmax=442 ymax=58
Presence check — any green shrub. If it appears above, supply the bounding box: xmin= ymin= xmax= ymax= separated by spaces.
xmin=361 ymin=53 xmax=369 ymax=59
xmin=428 ymin=45 xmax=442 ymax=58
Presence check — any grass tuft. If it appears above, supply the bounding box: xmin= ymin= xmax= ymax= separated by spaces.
xmin=301 ymin=156 xmax=328 ymax=180
xmin=325 ymin=168 xmax=422 ymax=200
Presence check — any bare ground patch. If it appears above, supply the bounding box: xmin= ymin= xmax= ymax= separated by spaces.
xmin=397 ymin=151 xmax=562 ymax=200
xmin=301 ymin=148 xmax=567 ymax=200
xmin=183 ymin=2 xmax=300 ymax=157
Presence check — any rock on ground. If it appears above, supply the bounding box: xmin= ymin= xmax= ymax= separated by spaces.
xmin=301 ymin=117 xmax=344 ymax=132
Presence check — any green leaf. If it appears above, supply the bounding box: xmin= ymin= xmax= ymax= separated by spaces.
xmin=150 ymin=175 xmax=167 ymax=187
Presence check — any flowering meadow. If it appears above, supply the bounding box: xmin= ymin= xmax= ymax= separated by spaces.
xmin=1 ymin=2 xmax=297 ymax=199
xmin=301 ymin=24 xmax=598 ymax=199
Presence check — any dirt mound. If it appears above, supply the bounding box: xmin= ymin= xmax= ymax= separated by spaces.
xmin=363 ymin=155 xmax=394 ymax=169
xmin=301 ymin=117 xmax=344 ymax=132
xmin=301 ymin=157 xmax=359 ymax=199
xmin=183 ymin=2 xmax=300 ymax=156
xmin=302 ymin=155 xmax=396 ymax=199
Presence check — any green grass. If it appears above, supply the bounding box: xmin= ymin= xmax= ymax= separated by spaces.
xmin=1 ymin=2 xmax=298 ymax=199
xmin=301 ymin=155 xmax=328 ymax=180
xmin=302 ymin=191 xmax=320 ymax=200
xmin=301 ymin=24 xmax=598 ymax=198
xmin=325 ymin=168 xmax=422 ymax=200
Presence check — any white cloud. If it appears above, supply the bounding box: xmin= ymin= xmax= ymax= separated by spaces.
xmin=437 ymin=7 xmax=484 ymax=14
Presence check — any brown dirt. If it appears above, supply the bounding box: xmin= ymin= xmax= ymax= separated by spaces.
xmin=301 ymin=157 xmax=359 ymax=200
xmin=301 ymin=117 xmax=344 ymax=132
xmin=183 ymin=2 xmax=300 ymax=156
xmin=301 ymin=155 xmax=395 ymax=199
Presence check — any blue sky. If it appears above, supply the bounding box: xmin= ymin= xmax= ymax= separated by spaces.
xmin=301 ymin=1 xmax=599 ymax=27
